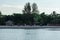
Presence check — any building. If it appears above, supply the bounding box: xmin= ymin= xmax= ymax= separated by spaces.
xmin=5 ymin=20 xmax=14 ymax=26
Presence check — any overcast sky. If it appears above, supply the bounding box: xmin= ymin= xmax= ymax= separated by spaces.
xmin=0 ymin=0 xmax=60 ymax=15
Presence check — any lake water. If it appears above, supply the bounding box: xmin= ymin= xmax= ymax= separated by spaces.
xmin=0 ymin=28 xmax=60 ymax=40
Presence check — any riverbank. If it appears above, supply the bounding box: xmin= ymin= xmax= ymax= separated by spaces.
xmin=0 ymin=26 xmax=60 ymax=29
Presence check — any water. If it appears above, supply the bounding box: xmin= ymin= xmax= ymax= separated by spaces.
xmin=0 ymin=28 xmax=60 ymax=40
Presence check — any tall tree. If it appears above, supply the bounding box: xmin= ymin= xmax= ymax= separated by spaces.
xmin=23 ymin=2 xmax=31 ymax=14
xmin=22 ymin=2 xmax=33 ymax=25
xmin=32 ymin=3 xmax=39 ymax=25
xmin=32 ymin=3 xmax=39 ymax=14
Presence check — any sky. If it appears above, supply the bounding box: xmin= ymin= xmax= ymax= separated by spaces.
xmin=0 ymin=0 xmax=60 ymax=15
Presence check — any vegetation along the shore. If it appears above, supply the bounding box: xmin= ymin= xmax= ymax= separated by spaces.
xmin=0 ymin=2 xmax=60 ymax=26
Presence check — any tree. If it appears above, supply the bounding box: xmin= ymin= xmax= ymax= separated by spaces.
xmin=32 ymin=3 xmax=39 ymax=14
xmin=51 ymin=11 xmax=57 ymax=18
xmin=39 ymin=12 xmax=49 ymax=25
xmin=13 ymin=13 xmax=23 ymax=25
xmin=23 ymin=2 xmax=31 ymax=14
xmin=0 ymin=11 xmax=4 ymax=25
xmin=32 ymin=13 xmax=40 ymax=25
xmin=50 ymin=11 xmax=59 ymax=24
xmin=22 ymin=2 xmax=34 ymax=25
xmin=32 ymin=3 xmax=39 ymax=25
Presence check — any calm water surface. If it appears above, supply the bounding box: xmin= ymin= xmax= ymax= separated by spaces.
xmin=0 ymin=28 xmax=60 ymax=40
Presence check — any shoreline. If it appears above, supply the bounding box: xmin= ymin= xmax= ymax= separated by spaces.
xmin=0 ymin=26 xmax=60 ymax=29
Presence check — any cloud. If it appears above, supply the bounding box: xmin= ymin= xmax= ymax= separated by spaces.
xmin=1 ymin=4 xmax=24 ymax=9
xmin=0 ymin=4 xmax=24 ymax=15
xmin=0 ymin=4 xmax=60 ymax=15
xmin=38 ymin=7 xmax=60 ymax=14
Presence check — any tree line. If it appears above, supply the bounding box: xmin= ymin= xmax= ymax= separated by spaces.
xmin=0 ymin=2 xmax=60 ymax=25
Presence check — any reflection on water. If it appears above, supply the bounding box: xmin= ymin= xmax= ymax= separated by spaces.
xmin=0 ymin=28 xmax=60 ymax=40
xmin=47 ymin=28 xmax=60 ymax=31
